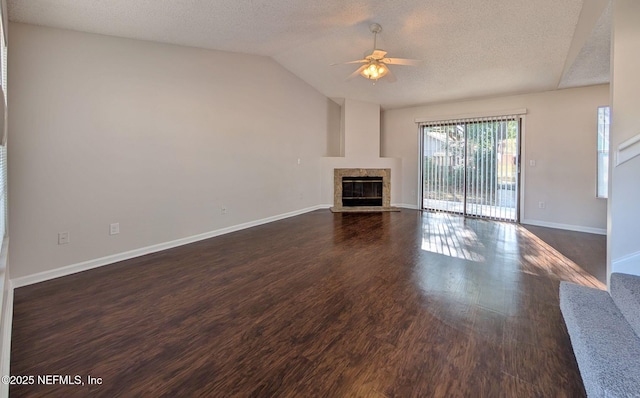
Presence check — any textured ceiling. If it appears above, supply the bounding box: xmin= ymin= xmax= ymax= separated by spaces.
xmin=8 ymin=0 xmax=611 ymax=109
xmin=558 ymin=1 xmax=611 ymax=89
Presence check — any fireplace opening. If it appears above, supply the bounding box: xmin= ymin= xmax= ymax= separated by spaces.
xmin=342 ymin=176 xmax=383 ymax=207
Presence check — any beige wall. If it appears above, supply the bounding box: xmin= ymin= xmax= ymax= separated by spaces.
xmin=609 ymin=0 xmax=640 ymax=277
xmin=343 ymin=99 xmax=381 ymax=159
xmin=8 ymin=23 xmax=335 ymax=279
xmin=381 ymin=84 xmax=610 ymax=232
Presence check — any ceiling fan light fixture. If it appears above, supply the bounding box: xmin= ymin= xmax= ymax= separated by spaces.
xmin=360 ymin=61 xmax=388 ymax=80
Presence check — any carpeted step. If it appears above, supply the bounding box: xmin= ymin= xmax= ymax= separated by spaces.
xmin=611 ymin=272 xmax=640 ymax=339
xmin=560 ymin=281 xmax=640 ymax=397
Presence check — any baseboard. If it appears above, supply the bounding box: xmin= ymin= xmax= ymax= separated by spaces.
xmin=0 ymin=280 xmax=12 ymax=398
xmin=612 ymin=250 xmax=640 ymax=276
xmin=12 ymin=205 xmax=326 ymax=288
xmin=520 ymin=219 xmax=607 ymax=235
xmin=394 ymin=203 xmax=421 ymax=210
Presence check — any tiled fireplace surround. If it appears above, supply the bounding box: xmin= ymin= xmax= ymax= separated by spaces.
xmin=330 ymin=168 xmax=399 ymax=213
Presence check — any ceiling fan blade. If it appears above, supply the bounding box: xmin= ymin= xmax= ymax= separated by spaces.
xmin=383 ymin=58 xmax=422 ymax=66
xmin=330 ymin=59 xmax=368 ymax=66
xmin=346 ymin=64 xmax=368 ymax=81
xmin=384 ymin=67 xmax=398 ymax=83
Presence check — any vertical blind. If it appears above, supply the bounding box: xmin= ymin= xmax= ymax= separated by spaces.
xmin=421 ymin=114 xmax=520 ymax=222
xmin=0 ymin=15 xmax=7 ymax=242
xmin=596 ymin=106 xmax=610 ymax=198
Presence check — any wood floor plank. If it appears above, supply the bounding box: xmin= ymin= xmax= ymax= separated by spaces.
xmin=9 ymin=210 xmax=603 ymax=397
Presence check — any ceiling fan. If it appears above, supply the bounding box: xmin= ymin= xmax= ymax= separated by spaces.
xmin=333 ymin=23 xmax=421 ymax=83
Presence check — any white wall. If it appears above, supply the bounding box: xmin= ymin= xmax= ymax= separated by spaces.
xmin=609 ymin=0 xmax=640 ymax=277
xmin=381 ymin=85 xmax=610 ymax=232
xmin=8 ymin=23 xmax=336 ymax=279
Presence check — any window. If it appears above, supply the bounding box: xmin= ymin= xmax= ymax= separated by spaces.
xmin=597 ymin=106 xmax=610 ymax=198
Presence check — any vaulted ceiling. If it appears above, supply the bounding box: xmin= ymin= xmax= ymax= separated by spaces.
xmin=7 ymin=0 xmax=611 ymax=109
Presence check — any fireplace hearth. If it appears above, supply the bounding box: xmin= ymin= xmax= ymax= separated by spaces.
xmin=330 ymin=168 xmax=400 ymax=213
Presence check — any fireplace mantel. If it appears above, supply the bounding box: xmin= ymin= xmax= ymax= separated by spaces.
xmin=330 ymin=168 xmax=400 ymax=213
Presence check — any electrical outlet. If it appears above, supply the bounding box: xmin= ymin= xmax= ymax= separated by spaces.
xmin=538 ymin=201 xmax=546 ymax=209
xmin=110 ymin=223 xmax=120 ymax=235
xmin=297 ymin=158 xmax=301 ymax=165
xmin=58 ymin=232 xmax=70 ymax=245
xmin=221 ymin=206 xmax=228 ymax=215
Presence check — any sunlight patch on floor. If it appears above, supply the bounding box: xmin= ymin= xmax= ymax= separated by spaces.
xmin=418 ymin=212 xmax=605 ymax=291
xmin=517 ymin=227 xmax=605 ymax=290
xmin=421 ymin=213 xmax=485 ymax=262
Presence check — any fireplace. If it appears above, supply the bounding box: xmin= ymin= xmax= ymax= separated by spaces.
xmin=331 ymin=168 xmax=399 ymax=212
xmin=342 ymin=176 xmax=383 ymax=207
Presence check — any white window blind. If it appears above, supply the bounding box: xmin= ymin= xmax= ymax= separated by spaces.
xmin=597 ymin=106 xmax=610 ymax=198
xmin=420 ymin=114 xmax=520 ymax=222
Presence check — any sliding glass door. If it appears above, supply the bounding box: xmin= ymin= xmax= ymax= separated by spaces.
xmin=422 ymin=124 xmax=466 ymax=214
xmin=422 ymin=116 xmax=520 ymax=222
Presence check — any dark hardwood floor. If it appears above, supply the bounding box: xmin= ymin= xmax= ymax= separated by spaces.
xmin=10 ymin=210 xmax=605 ymax=397
xmin=521 ymin=224 xmax=607 ymax=285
